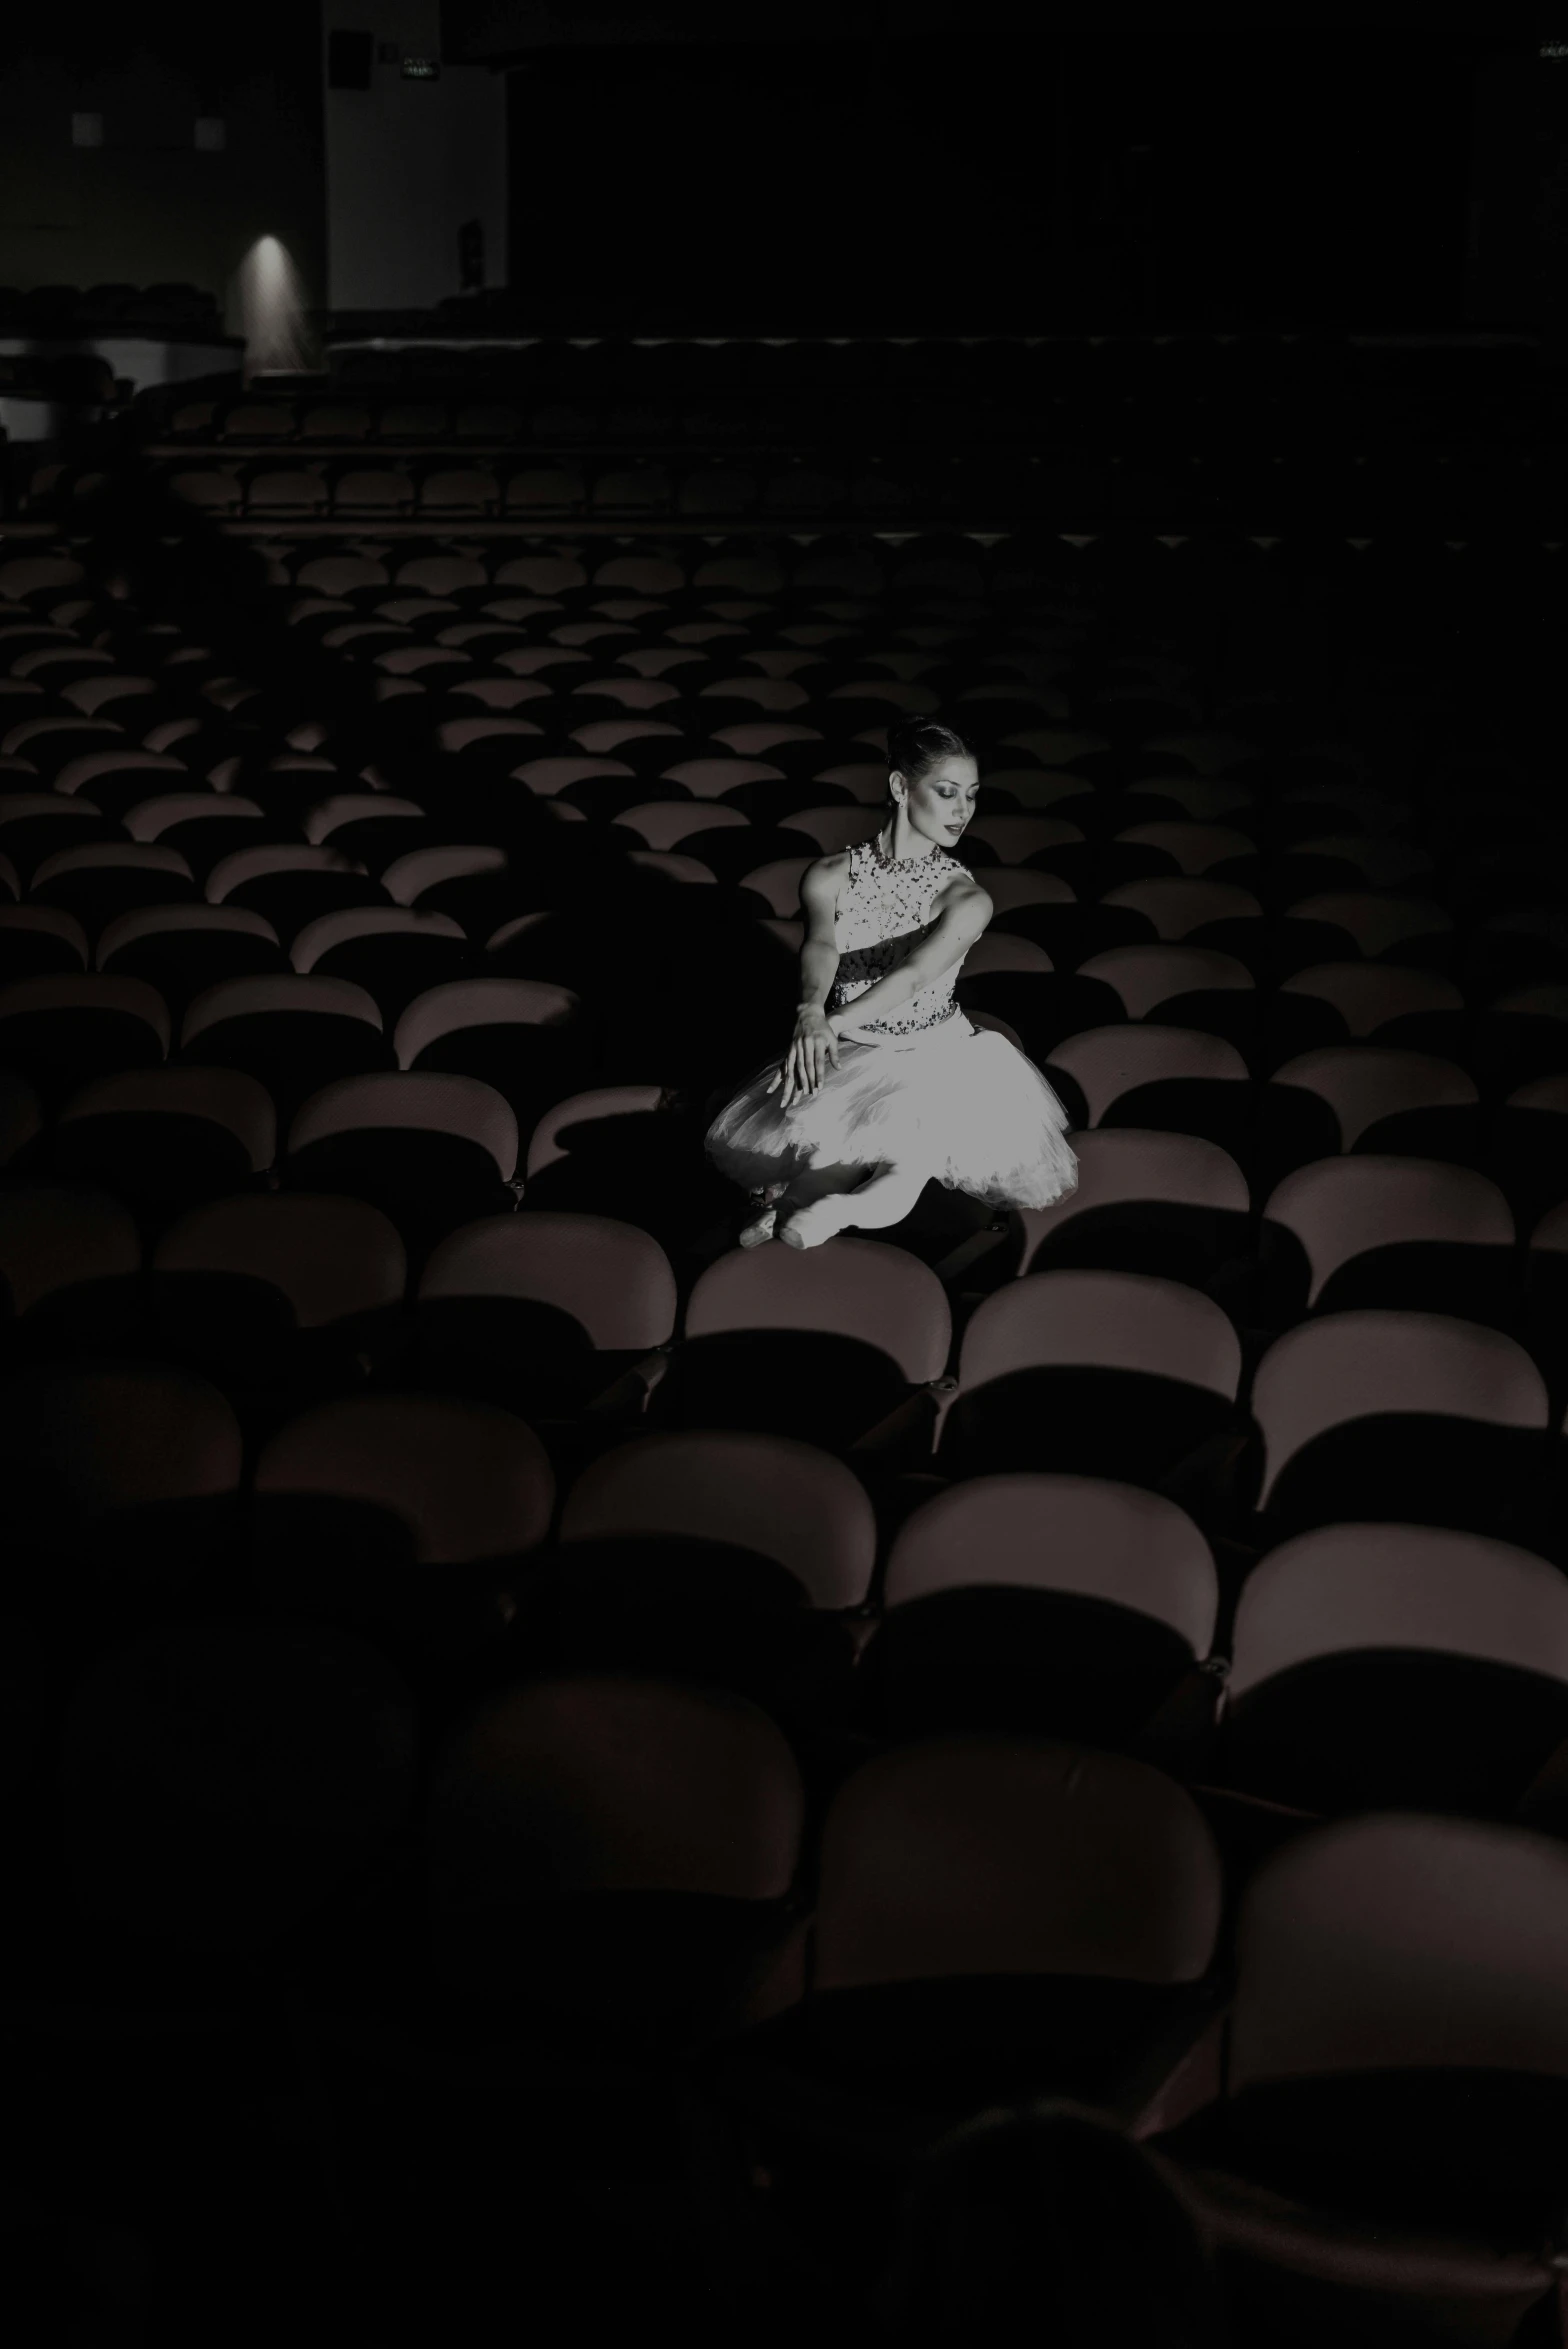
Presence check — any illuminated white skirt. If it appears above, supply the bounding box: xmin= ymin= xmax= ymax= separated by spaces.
xmin=704 ymin=1009 xmax=1079 ymax=1213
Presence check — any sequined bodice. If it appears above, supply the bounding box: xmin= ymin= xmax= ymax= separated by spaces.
xmin=828 ymin=836 xmax=971 ymax=1037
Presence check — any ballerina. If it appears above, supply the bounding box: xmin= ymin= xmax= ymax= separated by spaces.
xmin=704 ymin=718 xmax=1079 ymax=1249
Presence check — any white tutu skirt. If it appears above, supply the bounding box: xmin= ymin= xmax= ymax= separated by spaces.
xmin=704 ymin=1010 xmax=1079 ymax=1214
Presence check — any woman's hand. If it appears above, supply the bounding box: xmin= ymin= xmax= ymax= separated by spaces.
xmin=768 ymin=1006 xmax=841 ymax=1108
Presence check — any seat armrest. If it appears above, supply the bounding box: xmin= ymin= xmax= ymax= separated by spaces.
xmin=1127 ymin=2001 xmax=1229 ymax=2141
xmin=580 ymin=1344 xmax=675 ymax=1422
xmin=848 ymin=1375 xmax=954 ymax=1463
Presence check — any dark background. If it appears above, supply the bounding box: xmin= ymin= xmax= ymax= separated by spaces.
xmin=499 ymin=29 xmax=1491 ymax=331
xmin=478 ymin=6 xmax=1559 ymax=332
xmin=0 ymin=2 xmax=1562 ymax=331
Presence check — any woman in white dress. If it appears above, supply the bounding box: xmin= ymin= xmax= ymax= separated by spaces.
xmin=704 ymin=720 xmax=1079 ymax=1249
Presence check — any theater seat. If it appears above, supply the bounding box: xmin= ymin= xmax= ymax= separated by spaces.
xmin=98 ymin=904 xmax=287 ymax=1012
xmin=541 ymin=1428 xmax=876 ymax=1731
xmin=152 ymin=1190 xmax=406 ymax=1408
xmin=0 ymin=1069 xmax=41 ymax=1167
xmin=121 ymin=794 xmax=272 ymax=881
xmin=711 ymin=1737 xmax=1224 ymax=2216
xmin=504 ymin=465 xmax=585 ymax=515
xmin=0 ymin=972 xmax=170 ymax=1105
xmin=1485 ymin=1073 xmax=1568 ymax=1235
xmin=935 ymin=1269 xmax=1244 ymax=1520
xmin=0 ymin=904 xmax=90 ymax=985
xmin=0 ymin=1618 xmax=420 ymax=2275
xmin=180 ymin=973 xmax=392 ymax=1127
xmin=1523 ymin=1200 xmax=1568 ymax=1410
xmin=1046 ymin=1023 xmax=1254 ymax=1171
xmin=0 ymin=794 xmax=112 ymax=884
xmin=1223 ymin=1521 xmax=1568 ymax=1817
xmin=207 ymin=844 xmax=385 ymax=942
xmin=415 ymin=1209 xmax=676 ymax=1422
xmin=60 ymin=1618 xmax=418 ymax=1952
xmin=647 ymin=1236 xmax=952 ymax=1452
xmin=291 ymin=904 xmax=470 ymax=1021
xmin=393 ymin=976 xmax=589 ymax=1132
xmin=1256 ymin=1155 xmax=1518 ymax=1333
xmin=255 ymin=1387 xmax=552 ymax=1565
xmin=1270 ymin=1043 xmax=1484 ymax=1170
xmin=32 ymin=842 xmax=199 ymax=941
xmin=284 ymin=1069 xmax=518 ymax=1252
xmin=1246 ymin=1308 xmax=1552 ymax=1552
xmin=1016 ymin=1128 xmax=1253 ymax=1293
xmin=521 ymin=1082 xmax=735 ymax=1256
xmin=425 ymin=1672 xmax=804 ymax=2047
xmin=0 ymin=1181 xmax=143 ymax=1363
xmin=53 ymin=1064 xmax=275 ymax=1211
xmin=859 ymin=1473 xmax=1220 ymax=1754
xmin=1155 ymin=1814 xmax=1568 ymax=2344
xmin=0 ymin=1359 xmax=243 ymax=1604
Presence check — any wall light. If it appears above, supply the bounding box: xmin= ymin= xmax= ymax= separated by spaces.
xmin=195 ymin=118 xmax=226 ymax=152
xmin=71 ymin=113 xmax=103 ymax=148
xmin=236 ymin=235 xmax=313 ymax=381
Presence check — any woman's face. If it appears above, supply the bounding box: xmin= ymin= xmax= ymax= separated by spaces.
xmin=893 ymin=753 xmax=980 ymax=849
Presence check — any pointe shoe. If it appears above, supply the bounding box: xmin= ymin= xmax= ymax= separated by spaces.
xmin=739 ymin=1184 xmax=788 ymax=1247
xmin=778 ymin=1194 xmax=853 ymax=1250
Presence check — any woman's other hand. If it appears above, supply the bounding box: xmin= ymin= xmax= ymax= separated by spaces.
xmin=768 ymin=1006 xmax=841 ymax=1107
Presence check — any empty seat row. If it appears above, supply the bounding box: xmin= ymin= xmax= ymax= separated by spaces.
xmin=7 ymin=360 xmax=1567 ymax=2347
xmin=11 ymin=1322 xmax=1568 ymax=1836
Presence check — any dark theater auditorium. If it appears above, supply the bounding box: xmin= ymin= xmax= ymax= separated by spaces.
xmin=3 ymin=2 xmax=1568 ymax=2341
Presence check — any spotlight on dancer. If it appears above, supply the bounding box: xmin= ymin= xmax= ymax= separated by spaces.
xmin=705 ymin=719 xmax=1079 ymax=1249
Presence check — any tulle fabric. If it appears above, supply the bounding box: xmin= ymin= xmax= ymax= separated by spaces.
xmin=704 ymin=1010 xmax=1079 ymax=1213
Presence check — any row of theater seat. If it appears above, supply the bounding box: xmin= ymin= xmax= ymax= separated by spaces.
xmin=148 ymin=452 xmax=1557 ymax=532
xmin=3 ymin=488 xmax=1568 ymax=2339
xmin=6 ymin=788 xmax=1568 ymax=1200
xmin=159 ymin=397 xmax=1087 ymax=444
xmin=4 ymin=943 xmax=1568 ymax=1211
xmin=166 ymin=457 xmax=934 ymax=520
xmin=5 ymin=533 xmax=1568 ymax=1246
xmin=0 ymin=350 xmax=122 ymax=407
xmin=7 ymin=1154 xmax=1568 ymax=1547
xmin=249 ymin=526 xmax=1564 ymax=594
xmin=148 ymin=392 xmax=1555 ymax=465
xmin=152 ymin=395 xmax=1552 ymax=454
xmin=13 ymin=1608 xmax=1568 ymax=2338
xmin=0 ymin=279 xmax=219 ymax=329
xmin=18 ymin=523 xmax=1560 ymax=623
xmin=204 ymin=331 xmax=1552 ymax=430
xmin=321 ymin=323 xmax=1546 ymax=388
xmin=10 ymin=1337 xmax=1568 ymax=1825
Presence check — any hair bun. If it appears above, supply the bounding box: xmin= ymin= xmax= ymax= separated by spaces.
xmin=885 ymin=717 xmax=975 ymax=784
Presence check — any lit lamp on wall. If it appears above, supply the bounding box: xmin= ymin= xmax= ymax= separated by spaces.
xmin=236 ymin=235 xmax=313 ymax=382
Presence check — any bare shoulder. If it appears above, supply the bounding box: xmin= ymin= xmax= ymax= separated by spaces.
xmin=800 ymin=848 xmax=853 ymax=908
xmin=935 ymin=865 xmax=994 ymax=923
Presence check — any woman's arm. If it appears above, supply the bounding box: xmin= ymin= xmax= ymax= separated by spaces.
xmin=768 ymin=855 xmax=846 ymax=1106
xmin=830 ymin=880 xmax=992 ymax=1032
xmin=796 ymin=936 xmax=841 ymax=1015
xmin=794 ymin=856 xmax=844 ymax=1011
